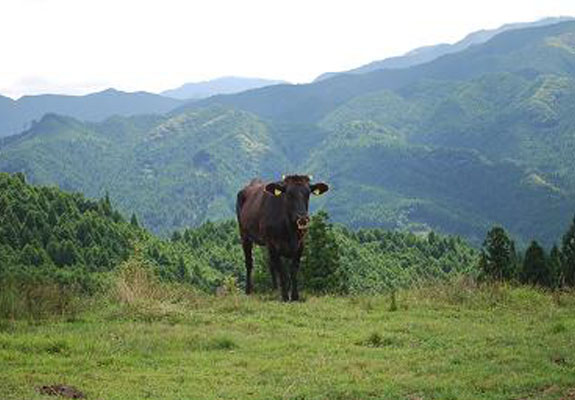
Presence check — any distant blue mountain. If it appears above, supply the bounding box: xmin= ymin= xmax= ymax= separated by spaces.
xmin=161 ymin=76 xmax=288 ymax=100
xmin=0 ymin=89 xmax=182 ymax=137
xmin=315 ymin=16 xmax=574 ymax=81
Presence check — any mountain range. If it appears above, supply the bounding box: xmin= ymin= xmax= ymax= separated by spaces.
xmin=0 ymin=77 xmax=287 ymax=138
xmin=2 ymin=18 xmax=575 ymax=246
xmin=315 ymin=16 xmax=574 ymax=82
xmin=160 ymin=76 xmax=288 ymax=99
xmin=0 ymin=89 xmax=182 ymax=137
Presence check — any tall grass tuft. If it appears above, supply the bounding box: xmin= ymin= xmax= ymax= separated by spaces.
xmin=110 ymin=253 xmax=201 ymax=321
xmin=0 ymin=264 xmax=107 ymax=320
xmin=114 ymin=256 xmax=164 ymax=305
xmin=0 ymin=278 xmax=82 ymax=320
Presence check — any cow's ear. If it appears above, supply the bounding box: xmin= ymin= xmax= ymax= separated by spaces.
xmin=310 ymin=182 xmax=329 ymax=196
xmin=264 ymin=182 xmax=285 ymax=197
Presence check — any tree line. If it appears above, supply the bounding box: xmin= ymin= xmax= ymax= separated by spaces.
xmin=477 ymin=219 xmax=575 ymax=288
xmin=0 ymin=172 xmax=477 ymax=299
xmin=3 ymin=170 xmax=572 ymax=303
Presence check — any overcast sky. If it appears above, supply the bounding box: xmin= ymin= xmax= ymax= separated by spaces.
xmin=1 ymin=0 xmax=574 ymax=98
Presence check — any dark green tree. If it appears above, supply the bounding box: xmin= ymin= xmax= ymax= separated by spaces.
xmin=130 ymin=213 xmax=139 ymax=228
xmin=479 ymin=226 xmax=517 ymax=282
xmin=176 ymin=256 xmax=188 ymax=282
xmin=561 ymin=215 xmax=575 ymax=286
xmin=301 ymin=211 xmax=343 ymax=293
xmin=548 ymin=245 xmax=562 ymax=289
xmin=60 ymin=240 xmax=81 ymax=266
xmin=101 ymin=192 xmax=112 ymax=217
xmin=171 ymin=230 xmax=182 ymax=242
xmin=19 ymin=244 xmax=51 ymax=267
xmin=520 ymin=241 xmax=550 ymax=287
xmin=14 ymin=172 xmax=26 ymax=184
xmin=477 ymin=250 xmax=488 ymax=278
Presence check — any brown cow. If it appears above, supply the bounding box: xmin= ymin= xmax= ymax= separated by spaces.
xmin=236 ymin=175 xmax=329 ymax=301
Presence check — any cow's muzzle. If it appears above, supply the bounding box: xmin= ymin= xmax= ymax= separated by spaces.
xmin=296 ymin=216 xmax=310 ymax=230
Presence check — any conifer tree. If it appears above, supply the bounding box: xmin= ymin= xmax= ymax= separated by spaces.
xmin=521 ymin=240 xmax=549 ymax=287
xmin=176 ymin=256 xmax=188 ymax=282
xmin=549 ymin=245 xmax=562 ymax=289
xmin=171 ymin=230 xmax=182 ymax=242
xmin=477 ymin=250 xmax=488 ymax=278
xmin=101 ymin=192 xmax=112 ymax=217
xmin=479 ymin=226 xmax=517 ymax=281
xmin=14 ymin=172 xmax=26 ymax=184
xmin=301 ymin=211 xmax=342 ymax=293
xmin=130 ymin=213 xmax=139 ymax=228
xmin=561 ymin=215 xmax=575 ymax=286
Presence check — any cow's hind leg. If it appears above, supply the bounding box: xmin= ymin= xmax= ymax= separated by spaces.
xmin=242 ymin=239 xmax=254 ymax=295
xmin=269 ymin=260 xmax=278 ymax=290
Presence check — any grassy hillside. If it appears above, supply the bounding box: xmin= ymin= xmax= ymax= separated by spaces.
xmin=0 ymin=172 xmax=573 ymax=400
xmin=1 ymin=283 xmax=574 ymax=400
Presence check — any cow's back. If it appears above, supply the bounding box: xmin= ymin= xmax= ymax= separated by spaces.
xmin=236 ymin=179 xmax=267 ymax=243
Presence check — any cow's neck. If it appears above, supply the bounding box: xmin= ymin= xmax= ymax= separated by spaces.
xmin=283 ymin=217 xmax=305 ymax=250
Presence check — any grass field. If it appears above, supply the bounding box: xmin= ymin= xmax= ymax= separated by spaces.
xmin=1 ymin=279 xmax=575 ymax=400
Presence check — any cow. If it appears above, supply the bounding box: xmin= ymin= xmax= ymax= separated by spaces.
xmin=236 ymin=175 xmax=329 ymax=301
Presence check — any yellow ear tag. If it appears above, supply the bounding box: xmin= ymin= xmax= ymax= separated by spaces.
xmin=274 ymin=188 xmax=282 ymax=196
xmin=313 ymin=188 xmax=321 ymax=196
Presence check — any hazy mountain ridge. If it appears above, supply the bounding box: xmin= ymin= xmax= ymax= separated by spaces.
xmin=189 ymin=21 xmax=575 ymax=124
xmin=161 ymin=76 xmax=288 ymax=100
xmin=0 ymin=88 xmax=182 ymax=137
xmin=315 ymin=16 xmax=574 ymax=82
xmin=0 ymin=77 xmax=289 ymax=138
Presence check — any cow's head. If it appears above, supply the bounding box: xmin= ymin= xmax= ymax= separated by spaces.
xmin=264 ymin=175 xmax=329 ymax=230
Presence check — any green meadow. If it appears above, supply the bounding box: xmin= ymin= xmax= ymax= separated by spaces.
xmin=1 ymin=277 xmax=574 ymax=400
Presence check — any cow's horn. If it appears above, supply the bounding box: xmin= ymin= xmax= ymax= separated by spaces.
xmin=282 ymin=174 xmax=286 ymax=180
xmin=308 ymin=175 xmax=313 ymax=181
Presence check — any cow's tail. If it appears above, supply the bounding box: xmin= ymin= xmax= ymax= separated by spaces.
xmin=236 ymin=189 xmax=246 ymax=221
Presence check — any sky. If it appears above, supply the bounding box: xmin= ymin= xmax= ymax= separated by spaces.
xmin=1 ymin=0 xmax=574 ymax=98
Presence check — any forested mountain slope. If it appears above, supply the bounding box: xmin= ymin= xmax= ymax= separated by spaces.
xmin=2 ymin=22 xmax=575 ymax=245
xmin=191 ymin=21 xmax=575 ymax=123
xmin=314 ymin=17 xmax=573 ymax=81
xmin=0 ymin=108 xmax=289 ymax=233
xmin=0 ymin=89 xmax=182 ymax=137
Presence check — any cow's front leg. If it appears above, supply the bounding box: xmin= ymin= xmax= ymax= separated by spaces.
xmin=290 ymin=250 xmax=303 ymax=301
xmin=269 ymin=248 xmax=289 ymax=302
xmin=242 ymin=239 xmax=254 ymax=294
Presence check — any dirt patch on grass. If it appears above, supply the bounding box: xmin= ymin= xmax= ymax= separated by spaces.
xmin=560 ymin=388 xmax=575 ymax=400
xmin=37 ymin=384 xmax=85 ymax=398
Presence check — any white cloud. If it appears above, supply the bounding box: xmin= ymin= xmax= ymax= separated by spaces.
xmin=0 ymin=0 xmax=574 ymax=98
